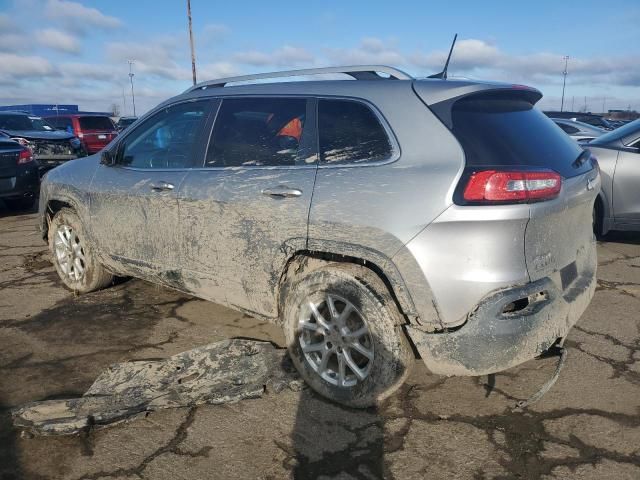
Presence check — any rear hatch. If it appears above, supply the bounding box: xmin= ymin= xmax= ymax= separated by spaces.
xmin=430 ymin=88 xmax=599 ymax=285
xmin=78 ymin=116 xmax=117 ymax=152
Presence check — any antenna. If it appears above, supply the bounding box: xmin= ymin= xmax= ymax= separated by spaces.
xmin=428 ymin=33 xmax=458 ymax=80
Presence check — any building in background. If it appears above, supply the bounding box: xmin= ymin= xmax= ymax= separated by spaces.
xmin=0 ymin=104 xmax=112 ymax=117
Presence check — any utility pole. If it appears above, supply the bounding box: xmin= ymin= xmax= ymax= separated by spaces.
xmin=560 ymin=55 xmax=569 ymax=112
xmin=187 ymin=0 xmax=197 ymax=85
xmin=584 ymin=96 xmax=587 ymax=112
xmin=128 ymin=60 xmax=136 ymax=117
xmin=571 ymin=96 xmax=575 ymax=111
xmin=602 ymin=96 xmax=606 ymax=114
xmin=122 ymin=86 xmax=127 ymax=116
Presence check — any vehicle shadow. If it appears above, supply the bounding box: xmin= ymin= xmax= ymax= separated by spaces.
xmin=599 ymin=230 xmax=640 ymax=245
xmin=288 ymin=333 xmax=403 ymax=479
xmin=0 ymin=398 xmax=22 ymax=480
xmin=0 ymin=200 xmax=38 ymax=219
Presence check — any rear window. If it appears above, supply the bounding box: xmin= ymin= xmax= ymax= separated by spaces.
xmin=452 ymin=97 xmax=589 ymax=178
xmin=79 ymin=116 xmax=115 ymax=130
xmin=318 ymin=100 xmax=393 ymax=165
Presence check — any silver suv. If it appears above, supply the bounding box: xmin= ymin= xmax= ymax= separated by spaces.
xmin=39 ymin=66 xmax=599 ymax=407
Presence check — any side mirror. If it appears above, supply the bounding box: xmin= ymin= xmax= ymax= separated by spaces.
xmin=100 ymin=149 xmax=114 ymax=165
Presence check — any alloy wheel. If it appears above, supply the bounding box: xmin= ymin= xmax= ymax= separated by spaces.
xmin=298 ymin=294 xmax=374 ymax=387
xmin=53 ymin=224 xmax=86 ymax=283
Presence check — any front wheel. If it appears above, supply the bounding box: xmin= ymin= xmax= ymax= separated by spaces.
xmin=48 ymin=208 xmax=114 ymax=293
xmin=282 ymin=263 xmax=413 ymax=408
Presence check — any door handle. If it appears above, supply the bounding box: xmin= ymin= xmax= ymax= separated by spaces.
xmin=150 ymin=181 xmax=175 ymax=192
xmin=261 ymin=186 xmax=302 ymax=198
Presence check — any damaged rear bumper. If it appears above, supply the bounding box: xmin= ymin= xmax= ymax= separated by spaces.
xmin=406 ymin=264 xmax=596 ymax=376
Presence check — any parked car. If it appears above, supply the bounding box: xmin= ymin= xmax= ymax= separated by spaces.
xmin=545 ymin=111 xmax=614 ymax=130
xmin=116 ymin=116 xmax=138 ymax=132
xmin=552 ymin=118 xmax=605 ymax=143
xmin=0 ymin=111 xmax=85 ymax=173
xmin=588 ymin=118 xmax=640 ymax=235
xmin=38 ymin=66 xmax=599 ymax=407
xmin=45 ymin=114 xmax=117 ymax=155
xmin=0 ymin=132 xmax=39 ymax=210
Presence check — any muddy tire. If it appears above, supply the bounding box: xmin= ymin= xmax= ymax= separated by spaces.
xmin=283 ymin=262 xmax=413 ymax=408
xmin=48 ymin=208 xmax=114 ymax=293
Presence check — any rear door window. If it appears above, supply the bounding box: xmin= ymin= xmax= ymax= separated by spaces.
xmin=452 ymin=96 xmax=590 ymax=178
xmin=206 ymin=97 xmax=308 ymax=167
xmin=318 ymin=99 xmax=393 ymax=165
xmin=79 ymin=116 xmax=115 ymax=130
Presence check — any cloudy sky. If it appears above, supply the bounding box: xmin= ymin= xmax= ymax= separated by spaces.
xmin=1 ymin=0 xmax=639 ymax=115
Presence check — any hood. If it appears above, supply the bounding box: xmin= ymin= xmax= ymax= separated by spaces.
xmin=0 ymin=129 xmax=76 ymax=141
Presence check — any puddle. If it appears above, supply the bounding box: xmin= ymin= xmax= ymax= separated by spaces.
xmin=12 ymin=339 xmax=302 ymax=435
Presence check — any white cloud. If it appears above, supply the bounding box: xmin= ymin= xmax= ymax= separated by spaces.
xmin=0 ymin=53 xmax=55 ymax=78
xmin=45 ymin=0 xmax=122 ymax=30
xmin=233 ymin=45 xmax=314 ymax=67
xmin=325 ymin=38 xmax=405 ymax=66
xmin=202 ymin=23 xmax=231 ymax=40
xmin=35 ymin=28 xmax=80 ymax=54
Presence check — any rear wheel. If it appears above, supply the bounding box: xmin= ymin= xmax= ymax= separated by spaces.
xmin=283 ymin=263 xmax=413 ymax=408
xmin=48 ymin=208 xmax=114 ymax=293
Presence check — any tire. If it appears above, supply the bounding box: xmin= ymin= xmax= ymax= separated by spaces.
xmin=4 ymin=197 xmax=35 ymax=211
xmin=282 ymin=262 xmax=413 ymax=408
xmin=48 ymin=208 xmax=114 ymax=293
xmin=593 ymin=200 xmax=604 ymax=239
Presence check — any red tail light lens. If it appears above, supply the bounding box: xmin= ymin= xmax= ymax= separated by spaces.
xmin=17 ymin=148 xmax=34 ymax=165
xmin=463 ymin=170 xmax=562 ymax=203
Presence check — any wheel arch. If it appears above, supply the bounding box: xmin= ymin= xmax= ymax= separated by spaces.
xmin=42 ymin=198 xmax=76 ymax=240
xmin=277 ymin=248 xmax=419 ymax=328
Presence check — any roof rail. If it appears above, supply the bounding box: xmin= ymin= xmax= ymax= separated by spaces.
xmin=183 ymin=65 xmax=413 ymax=93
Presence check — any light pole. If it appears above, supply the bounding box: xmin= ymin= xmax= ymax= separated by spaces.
xmin=560 ymin=55 xmax=569 ymax=112
xmin=187 ymin=0 xmax=197 ymax=85
xmin=128 ymin=60 xmax=136 ymax=117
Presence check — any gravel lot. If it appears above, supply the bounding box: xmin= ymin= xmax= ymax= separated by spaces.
xmin=1 ymin=205 xmax=639 ymax=480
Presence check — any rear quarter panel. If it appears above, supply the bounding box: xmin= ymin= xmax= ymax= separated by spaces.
xmin=307 ymin=83 xmax=464 ymax=326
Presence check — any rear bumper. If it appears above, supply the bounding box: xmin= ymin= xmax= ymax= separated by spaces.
xmin=0 ymin=166 xmax=40 ymax=199
xmin=407 ymin=251 xmax=596 ymax=376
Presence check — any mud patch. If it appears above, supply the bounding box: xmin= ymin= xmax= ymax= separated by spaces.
xmin=12 ymin=339 xmax=302 ymax=435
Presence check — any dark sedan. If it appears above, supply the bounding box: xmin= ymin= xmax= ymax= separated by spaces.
xmin=0 ymin=111 xmax=85 ymax=173
xmin=0 ymin=132 xmax=39 ymax=210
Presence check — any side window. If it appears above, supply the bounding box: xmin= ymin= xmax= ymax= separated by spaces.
xmin=206 ymin=97 xmax=307 ymax=167
xmin=118 ymin=102 xmax=208 ymax=169
xmin=318 ymin=99 xmax=393 ymax=165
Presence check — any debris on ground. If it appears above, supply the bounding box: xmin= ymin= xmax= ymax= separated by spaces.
xmin=12 ymin=339 xmax=302 ymax=435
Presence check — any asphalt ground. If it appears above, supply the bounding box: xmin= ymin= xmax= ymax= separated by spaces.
xmin=1 ymin=204 xmax=639 ymax=480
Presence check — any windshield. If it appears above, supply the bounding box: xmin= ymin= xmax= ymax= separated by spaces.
xmin=590 ymin=118 xmax=640 ymax=147
xmin=0 ymin=114 xmax=55 ymax=132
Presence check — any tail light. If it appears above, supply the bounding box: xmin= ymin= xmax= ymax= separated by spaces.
xmin=17 ymin=148 xmax=34 ymax=165
xmin=462 ymin=169 xmax=562 ymax=203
